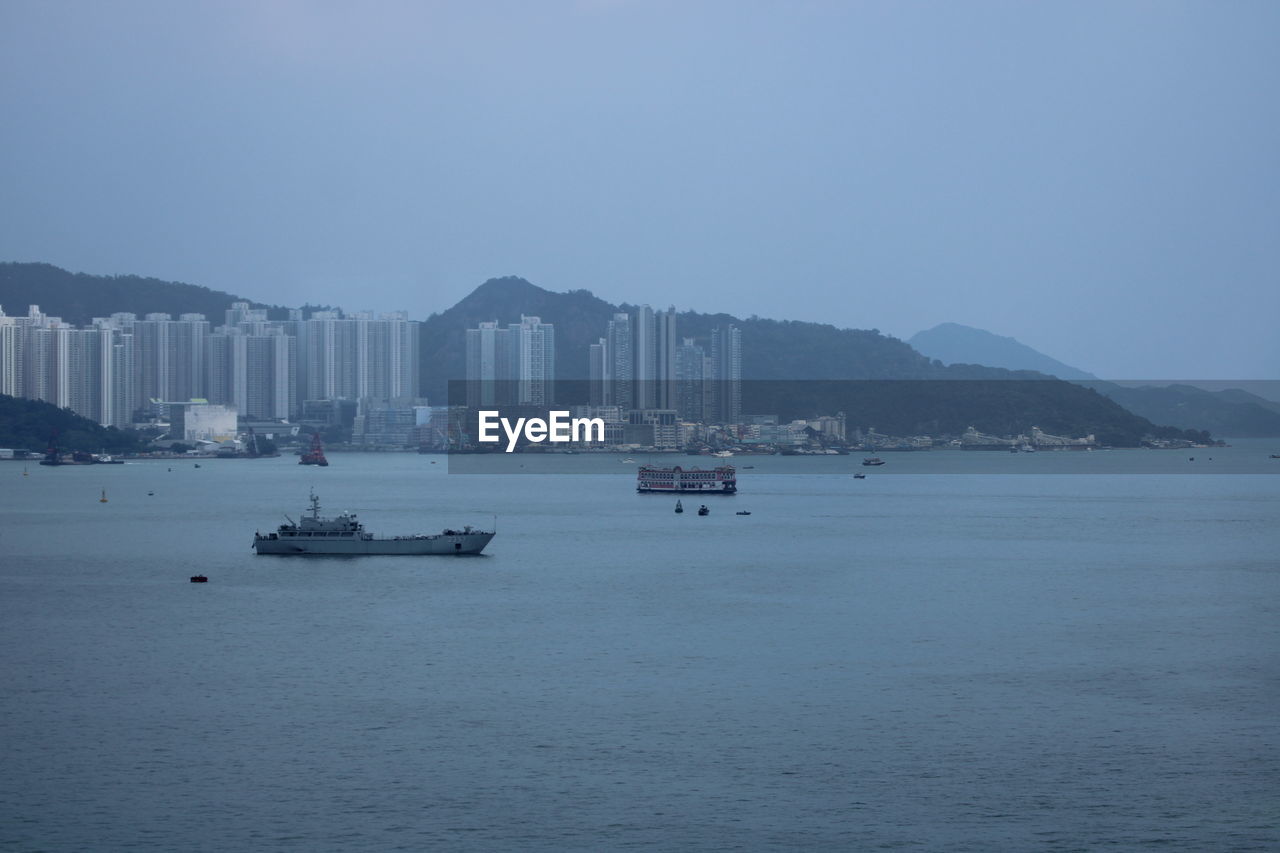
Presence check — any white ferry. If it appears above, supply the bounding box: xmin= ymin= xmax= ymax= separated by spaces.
xmin=637 ymin=464 xmax=736 ymax=494
xmin=253 ymin=492 xmax=494 ymax=555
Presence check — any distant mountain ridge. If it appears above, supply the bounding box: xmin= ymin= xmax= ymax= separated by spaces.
xmin=908 ymin=321 xmax=1280 ymax=436
xmin=909 ymin=323 xmax=1097 ymax=380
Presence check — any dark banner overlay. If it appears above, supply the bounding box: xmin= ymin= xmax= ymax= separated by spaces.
xmin=430 ymin=380 xmax=1280 ymax=474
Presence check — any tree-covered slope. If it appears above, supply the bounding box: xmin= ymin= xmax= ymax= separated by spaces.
xmin=0 ymin=394 xmax=144 ymax=453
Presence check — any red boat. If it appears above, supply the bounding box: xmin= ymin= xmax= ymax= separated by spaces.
xmin=299 ymin=434 xmax=329 ymax=466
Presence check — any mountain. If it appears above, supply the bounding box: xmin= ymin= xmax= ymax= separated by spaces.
xmin=421 ymin=278 xmax=1208 ymax=445
xmin=418 ymin=276 xmax=620 ymax=400
xmin=0 ymin=262 xmax=320 ymax=324
xmin=909 ymin=323 xmax=1097 ymax=380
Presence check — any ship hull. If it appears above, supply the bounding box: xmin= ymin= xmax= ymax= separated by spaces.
xmin=253 ymin=532 xmax=494 ymax=555
xmin=636 ymin=484 xmax=736 ymax=494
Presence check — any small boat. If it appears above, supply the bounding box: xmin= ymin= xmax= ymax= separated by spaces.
xmin=190 ymin=575 xmax=208 ymax=583
xmin=147 ymin=491 xmax=155 ymax=496
xmin=194 ymin=463 xmax=201 ymax=468
xmin=697 ymin=505 xmax=709 ymax=516
xmin=99 ymin=489 xmax=108 ymax=503
xmin=853 ymin=473 xmax=866 ymax=479
xmin=862 ymin=457 xmax=885 ymax=466
xmin=675 ymin=500 xmax=684 ymax=514
xmin=743 ymin=465 xmax=755 ymax=469
xmin=736 ymin=510 xmax=751 ymax=516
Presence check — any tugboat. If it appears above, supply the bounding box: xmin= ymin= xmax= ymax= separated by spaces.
xmin=253 ymin=491 xmax=495 ymax=555
xmin=299 ymin=433 xmax=329 ymax=466
xmin=697 ymin=505 xmax=710 ymax=516
xmin=675 ymin=500 xmax=684 ymax=514
xmin=39 ymin=435 xmax=64 ymax=466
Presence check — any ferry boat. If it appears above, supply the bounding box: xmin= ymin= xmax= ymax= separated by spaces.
xmin=637 ymin=464 xmax=736 ymax=494
xmin=862 ymin=457 xmax=885 ymax=466
xmin=253 ymin=491 xmax=494 ymax=555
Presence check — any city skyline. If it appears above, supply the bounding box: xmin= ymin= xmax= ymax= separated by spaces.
xmin=0 ymin=302 xmax=421 ymax=429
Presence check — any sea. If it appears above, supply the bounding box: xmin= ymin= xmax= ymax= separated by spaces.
xmin=2 ymin=443 xmax=1278 ymax=851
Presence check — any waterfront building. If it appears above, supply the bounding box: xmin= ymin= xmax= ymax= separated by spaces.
xmin=353 ymin=398 xmax=430 ymax=448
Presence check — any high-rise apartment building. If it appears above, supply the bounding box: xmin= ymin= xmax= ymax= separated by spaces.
xmin=0 ymin=306 xmax=135 ymax=427
xmin=604 ymin=313 xmax=632 ymax=409
xmin=513 ymin=315 xmax=555 ymax=406
xmin=710 ymin=324 xmax=742 ymax=424
xmin=675 ymin=337 xmax=707 ymax=422
xmin=465 ymin=316 xmax=555 ymax=407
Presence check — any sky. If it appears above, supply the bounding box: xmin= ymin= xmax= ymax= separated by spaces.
xmin=1 ymin=0 xmax=1276 ymax=379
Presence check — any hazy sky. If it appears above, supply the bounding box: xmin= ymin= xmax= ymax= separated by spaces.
xmin=2 ymin=1 xmax=1276 ymax=378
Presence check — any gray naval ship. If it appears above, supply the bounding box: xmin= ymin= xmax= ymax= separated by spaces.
xmin=253 ymin=491 xmax=495 ymax=556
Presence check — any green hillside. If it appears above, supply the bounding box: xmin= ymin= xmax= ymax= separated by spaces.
xmin=0 ymin=394 xmax=145 ymax=453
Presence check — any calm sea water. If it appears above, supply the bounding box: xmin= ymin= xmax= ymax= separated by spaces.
xmin=2 ymin=447 xmax=1278 ymax=851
